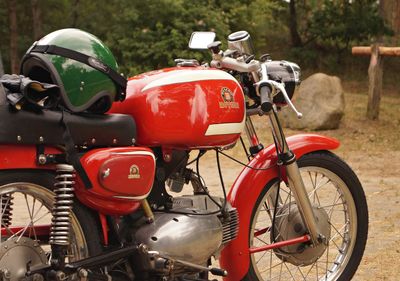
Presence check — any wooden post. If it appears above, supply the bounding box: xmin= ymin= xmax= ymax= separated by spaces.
xmin=352 ymin=46 xmax=400 ymax=120
xmin=367 ymin=44 xmax=383 ymax=120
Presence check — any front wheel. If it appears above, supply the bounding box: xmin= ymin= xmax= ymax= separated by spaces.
xmin=244 ymin=151 xmax=368 ymax=281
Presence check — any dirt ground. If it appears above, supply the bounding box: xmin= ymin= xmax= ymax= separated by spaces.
xmin=192 ymin=90 xmax=400 ymax=280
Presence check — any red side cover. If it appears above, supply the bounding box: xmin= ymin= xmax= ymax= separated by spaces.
xmin=75 ymin=147 xmax=156 ymax=215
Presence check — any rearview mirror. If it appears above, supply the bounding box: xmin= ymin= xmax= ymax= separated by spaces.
xmin=188 ymin=32 xmax=216 ymax=50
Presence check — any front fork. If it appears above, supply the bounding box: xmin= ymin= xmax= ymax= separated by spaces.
xmin=244 ymin=112 xmax=322 ymax=246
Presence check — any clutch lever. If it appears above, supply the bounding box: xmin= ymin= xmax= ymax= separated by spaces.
xmin=268 ymin=80 xmax=303 ymax=119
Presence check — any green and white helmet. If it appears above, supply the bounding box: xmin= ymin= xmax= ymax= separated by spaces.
xmin=21 ymin=28 xmax=126 ymax=113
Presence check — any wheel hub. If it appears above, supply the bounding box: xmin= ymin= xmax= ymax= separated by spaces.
xmin=0 ymin=237 xmax=47 ymax=281
xmin=272 ymin=203 xmax=331 ymax=266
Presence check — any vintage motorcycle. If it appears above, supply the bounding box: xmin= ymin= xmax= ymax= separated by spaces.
xmin=0 ymin=28 xmax=368 ymax=281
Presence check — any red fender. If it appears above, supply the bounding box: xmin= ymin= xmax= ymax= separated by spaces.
xmin=0 ymin=144 xmax=61 ymax=169
xmin=219 ymin=134 xmax=340 ymax=280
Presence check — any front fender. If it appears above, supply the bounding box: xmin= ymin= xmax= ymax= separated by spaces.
xmin=220 ymin=133 xmax=339 ymax=280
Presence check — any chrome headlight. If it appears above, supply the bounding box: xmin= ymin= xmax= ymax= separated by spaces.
xmin=227 ymin=31 xmax=255 ymax=56
xmin=264 ymin=60 xmax=301 ymax=104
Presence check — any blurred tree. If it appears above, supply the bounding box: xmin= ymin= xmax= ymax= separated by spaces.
xmin=102 ymin=0 xmax=232 ymax=75
xmin=380 ymin=0 xmax=400 ymax=44
xmin=0 ymin=0 xmax=392 ymax=77
xmin=0 ymin=52 xmax=4 ymax=76
xmin=31 ymin=0 xmax=43 ymax=40
xmin=288 ymin=0 xmax=302 ymax=47
xmin=7 ymin=0 xmax=18 ymax=73
xmin=307 ymin=0 xmax=387 ymax=62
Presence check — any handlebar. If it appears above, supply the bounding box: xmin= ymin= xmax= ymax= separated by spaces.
xmin=259 ymin=84 xmax=273 ymax=113
xmin=210 ymin=48 xmax=303 ymax=118
xmin=210 ymin=56 xmax=260 ymax=73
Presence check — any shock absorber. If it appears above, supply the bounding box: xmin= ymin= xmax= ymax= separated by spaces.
xmin=49 ymin=164 xmax=75 ymax=267
xmin=1 ymin=194 xmax=13 ymax=228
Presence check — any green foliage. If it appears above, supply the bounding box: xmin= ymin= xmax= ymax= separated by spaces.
xmin=0 ymin=0 xmax=395 ymax=77
xmin=309 ymin=0 xmax=388 ymax=51
xmin=102 ymin=0 xmax=231 ymax=75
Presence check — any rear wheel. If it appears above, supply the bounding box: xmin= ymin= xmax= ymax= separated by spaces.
xmin=243 ymin=151 xmax=368 ymax=281
xmin=0 ymin=170 xmax=103 ymax=281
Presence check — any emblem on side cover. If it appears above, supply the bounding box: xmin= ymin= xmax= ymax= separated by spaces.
xmin=219 ymin=87 xmax=239 ymax=109
xmin=128 ymin=164 xmax=141 ymax=179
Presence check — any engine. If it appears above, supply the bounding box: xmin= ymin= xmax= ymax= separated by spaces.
xmin=134 ymin=194 xmax=239 ymax=276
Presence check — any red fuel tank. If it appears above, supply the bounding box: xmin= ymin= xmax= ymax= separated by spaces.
xmin=109 ymin=67 xmax=245 ymax=149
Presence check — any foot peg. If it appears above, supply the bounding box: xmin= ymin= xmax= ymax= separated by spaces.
xmin=143 ymin=245 xmax=228 ymax=277
xmin=208 ymin=267 xmax=228 ymax=277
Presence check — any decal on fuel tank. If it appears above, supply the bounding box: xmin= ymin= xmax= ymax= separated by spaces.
xmin=219 ymin=87 xmax=239 ymax=109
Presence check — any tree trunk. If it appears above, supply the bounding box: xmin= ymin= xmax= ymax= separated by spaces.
xmin=8 ymin=0 xmax=18 ymax=74
xmin=289 ymin=0 xmax=303 ymax=47
xmin=367 ymin=44 xmax=383 ymax=120
xmin=31 ymin=0 xmax=43 ymax=40
xmin=0 ymin=52 xmax=4 ymax=76
xmin=380 ymin=0 xmax=400 ymax=42
xmin=71 ymin=0 xmax=80 ymax=27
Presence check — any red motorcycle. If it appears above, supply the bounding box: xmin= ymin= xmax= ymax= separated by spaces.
xmin=0 ymin=29 xmax=367 ymax=281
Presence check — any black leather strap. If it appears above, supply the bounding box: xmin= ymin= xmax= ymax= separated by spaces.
xmin=60 ymin=110 xmax=92 ymax=189
xmin=30 ymin=44 xmax=126 ymax=101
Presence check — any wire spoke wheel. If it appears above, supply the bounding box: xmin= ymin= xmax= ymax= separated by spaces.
xmin=0 ymin=171 xmax=102 ymax=281
xmin=244 ymin=152 xmax=368 ymax=281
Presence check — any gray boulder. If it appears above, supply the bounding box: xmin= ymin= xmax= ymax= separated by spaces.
xmin=281 ymin=73 xmax=344 ymax=130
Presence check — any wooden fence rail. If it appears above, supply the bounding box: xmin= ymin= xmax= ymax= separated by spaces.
xmin=352 ymin=45 xmax=400 ymax=120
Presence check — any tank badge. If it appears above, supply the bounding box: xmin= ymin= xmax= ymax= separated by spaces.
xmin=219 ymin=87 xmax=239 ymax=109
xmin=128 ymin=165 xmax=141 ymax=179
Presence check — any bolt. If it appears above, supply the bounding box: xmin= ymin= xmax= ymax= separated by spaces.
xmin=163 ymin=153 xmax=171 ymax=162
xmin=38 ymin=154 xmax=47 ymax=165
xmin=102 ymin=168 xmax=111 ymax=179
xmin=318 ymin=234 xmax=327 ymax=245
xmin=3 ymin=269 xmax=11 ymax=278
xmin=78 ymin=268 xmax=88 ymax=281
xmin=297 ymin=244 xmax=306 ymax=253
xmin=55 ymin=271 xmax=66 ymax=281
xmin=32 ymin=273 xmax=44 ymax=281
xmin=294 ymin=223 xmax=303 ymax=233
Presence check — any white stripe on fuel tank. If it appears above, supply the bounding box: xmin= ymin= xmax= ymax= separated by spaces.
xmin=205 ymin=117 xmax=246 ymax=136
xmin=141 ymin=69 xmax=239 ymax=92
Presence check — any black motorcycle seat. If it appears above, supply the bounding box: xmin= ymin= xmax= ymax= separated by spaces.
xmin=0 ymin=84 xmax=136 ymax=147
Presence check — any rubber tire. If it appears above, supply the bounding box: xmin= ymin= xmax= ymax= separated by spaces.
xmin=0 ymin=169 xmax=104 ymax=258
xmin=242 ymin=151 xmax=368 ymax=281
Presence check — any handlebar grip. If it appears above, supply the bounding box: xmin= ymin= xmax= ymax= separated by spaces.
xmin=259 ymin=84 xmax=273 ymax=112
